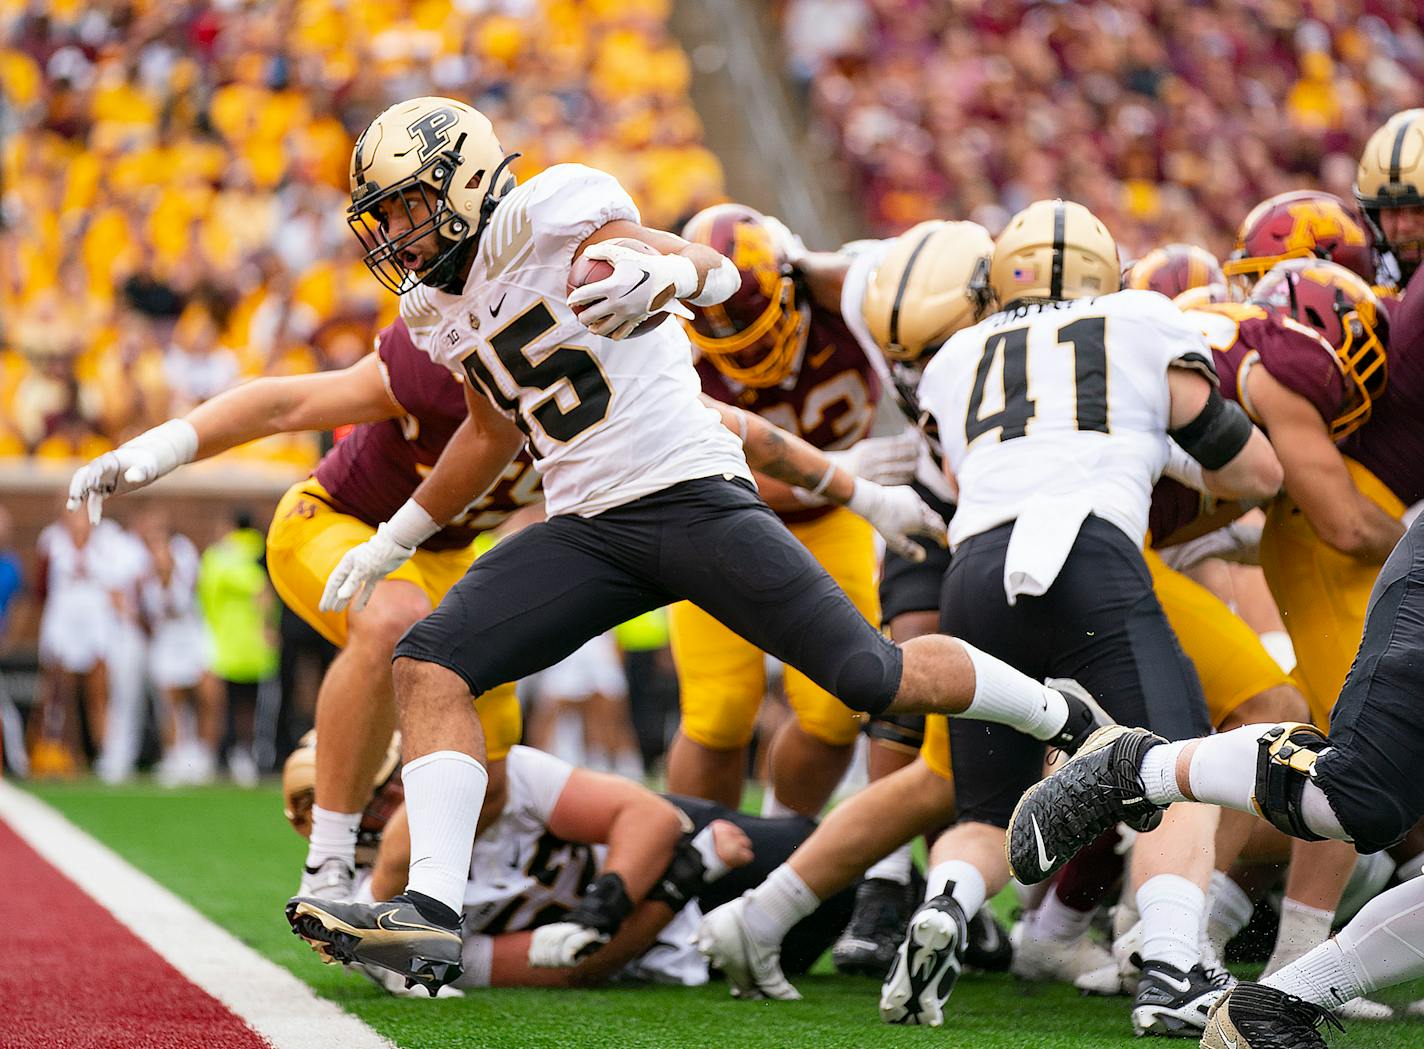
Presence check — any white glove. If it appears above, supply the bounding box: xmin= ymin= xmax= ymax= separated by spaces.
xmin=1156 ymin=518 xmax=1263 ymax=572
xmin=528 ymin=922 xmax=608 ymax=968
xmin=847 ymin=479 xmax=947 ymax=563
xmin=66 ymin=419 xmax=198 ymax=524
xmin=319 ymin=499 xmax=439 ymax=613
xmin=567 ymin=242 xmax=696 ymax=340
xmin=849 ymin=430 xmax=922 ymax=487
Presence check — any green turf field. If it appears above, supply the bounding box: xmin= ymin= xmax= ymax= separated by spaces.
xmin=26 ymin=780 xmax=1424 ymax=1048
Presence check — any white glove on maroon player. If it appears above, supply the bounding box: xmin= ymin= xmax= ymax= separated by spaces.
xmin=847 ymin=479 xmax=948 ymax=563
xmin=567 ymin=242 xmax=696 ymax=340
xmin=66 ymin=419 xmax=198 ymax=524
xmin=319 ymin=498 xmax=439 ymax=613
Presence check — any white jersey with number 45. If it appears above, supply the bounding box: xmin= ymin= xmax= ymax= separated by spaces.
xmin=399 ymin=163 xmax=751 ymax=518
xmin=918 ymin=289 xmax=1214 ymax=554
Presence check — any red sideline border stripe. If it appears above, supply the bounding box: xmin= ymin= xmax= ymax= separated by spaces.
xmin=0 ymin=818 xmax=272 ymax=1049
xmin=0 ymin=781 xmax=395 ymax=1049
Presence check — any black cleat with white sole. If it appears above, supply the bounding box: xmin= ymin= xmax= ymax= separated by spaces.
xmin=1006 ymin=725 xmax=1167 ymax=885
xmin=286 ymin=891 xmax=464 ymax=995
xmin=1132 ymin=958 xmax=1233 ymax=1038
xmin=963 ymin=905 xmax=1013 ymax=973
xmin=879 ymin=895 xmax=969 ymax=1026
xmin=1202 ymin=982 xmax=1342 ymax=1049
xmin=833 ymin=877 xmax=915 ymax=978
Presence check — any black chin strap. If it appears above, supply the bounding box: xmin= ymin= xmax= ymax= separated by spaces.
xmin=425 ymin=152 xmax=522 ymax=294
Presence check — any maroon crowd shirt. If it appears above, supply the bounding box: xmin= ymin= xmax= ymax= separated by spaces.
xmin=313 ymin=319 xmax=540 ymax=551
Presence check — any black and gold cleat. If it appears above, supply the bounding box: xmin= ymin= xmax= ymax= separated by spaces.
xmin=1202 ymin=982 xmax=1343 ymax=1049
xmin=285 ymin=891 xmax=464 ymax=996
xmin=1006 ymin=725 xmax=1167 ymax=885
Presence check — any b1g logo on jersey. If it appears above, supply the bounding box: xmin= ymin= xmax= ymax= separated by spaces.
xmin=407 ymin=106 xmax=459 ymax=162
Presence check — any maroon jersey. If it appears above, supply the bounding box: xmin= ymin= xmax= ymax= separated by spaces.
xmin=1149 ymin=304 xmax=1346 ymax=545
xmin=1340 ymin=283 xmax=1424 ymax=505
xmin=314 ymin=320 xmax=541 ymax=551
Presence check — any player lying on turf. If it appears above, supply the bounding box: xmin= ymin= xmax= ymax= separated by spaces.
xmin=282 ymin=735 xmax=859 ymax=992
xmin=274 ymin=96 xmax=1126 ymax=995
xmin=66 ymin=314 xmax=947 ymax=909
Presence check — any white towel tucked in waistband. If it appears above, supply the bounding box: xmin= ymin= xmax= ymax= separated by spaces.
xmin=1002 ymin=493 xmax=1094 ymax=605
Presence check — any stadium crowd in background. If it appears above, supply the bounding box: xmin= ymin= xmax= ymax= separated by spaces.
xmin=0 ymin=0 xmax=723 ymax=461
xmin=782 ymin=0 xmax=1424 ymax=256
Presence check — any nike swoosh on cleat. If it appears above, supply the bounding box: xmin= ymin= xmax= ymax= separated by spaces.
xmin=1031 ymin=814 xmax=1056 ymax=872
xmin=374 ymin=909 xmax=447 ymax=934
xmin=1156 ymin=972 xmax=1193 ymax=994
xmin=1221 ymin=1033 xmax=1239 ymax=1049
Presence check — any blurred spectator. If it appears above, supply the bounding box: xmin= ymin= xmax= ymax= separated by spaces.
xmin=1 ymin=0 xmax=724 ymax=467
xmin=528 ymin=631 xmax=643 ymax=779
xmin=614 ymin=608 xmax=681 ymax=772
xmin=784 ymin=1 xmax=1424 ymax=256
xmin=92 ymin=515 xmax=152 ymax=784
xmin=274 ymin=604 xmax=337 ymax=768
xmin=30 ymin=505 xmax=117 ymax=777
xmin=136 ymin=510 xmax=224 ymax=788
xmin=198 ymin=510 xmax=279 ymax=787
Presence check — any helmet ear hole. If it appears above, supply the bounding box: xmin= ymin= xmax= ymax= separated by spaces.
xmin=1304 ymin=306 xmax=1327 ymax=330
xmin=466 ymin=169 xmax=485 ymax=191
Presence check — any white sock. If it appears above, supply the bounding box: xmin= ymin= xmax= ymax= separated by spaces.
xmin=1395 ymin=850 xmax=1424 ymax=881
xmin=1265 ymin=898 xmax=1334 ymax=975
xmin=306 ymin=806 xmax=362 ymax=870
xmin=742 ymin=864 xmax=820 ymax=945
xmin=865 ymin=844 xmax=913 ymax=886
xmin=1206 ymin=870 xmax=1254 ymax=957
xmin=960 ymin=643 xmax=1067 ymax=741
xmin=1139 ymin=742 xmax=1189 ymax=805
xmin=760 ymin=789 xmax=798 ymax=819
xmin=1032 ymin=886 xmax=1095 ymax=943
xmin=1266 ymin=938 xmax=1369 ymax=1009
xmin=926 ymin=859 xmax=987 ymax=917
xmin=1137 ymin=874 xmax=1206 ymax=972
xmin=402 ymin=750 xmax=489 ymax=915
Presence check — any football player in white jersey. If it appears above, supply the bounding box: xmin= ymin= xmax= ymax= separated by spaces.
xmin=884 ymin=200 xmax=1282 ymax=1035
xmin=277 ymin=98 xmax=1118 ymax=994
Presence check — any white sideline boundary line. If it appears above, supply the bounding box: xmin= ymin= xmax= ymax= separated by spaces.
xmin=0 ymin=779 xmax=397 ymax=1049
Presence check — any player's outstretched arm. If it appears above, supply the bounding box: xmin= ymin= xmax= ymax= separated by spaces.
xmin=1166 ymin=366 xmax=1283 ymax=503
xmin=706 ymin=398 xmax=947 ymax=561
xmin=1247 ymin=369 xmax=1404 ymax=561
xmin=319 ymin=384 xmax=525 ymax=613
xmin=566 ymin=220 xmax=740 ymax=339
xmin=67 ymin=355 xmax=400 ymax=522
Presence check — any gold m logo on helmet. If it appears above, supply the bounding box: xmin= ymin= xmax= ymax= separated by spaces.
xmin=731 ymin=225 xmax=780 ymax=300
xmin=1284 ymin=201 xmax=1368 ymax=254
xmin=407 ymin=106 xmax=460 ymax=162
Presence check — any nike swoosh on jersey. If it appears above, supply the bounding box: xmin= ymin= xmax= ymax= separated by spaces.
xmin=490 ymin=293 xmax=507 ymax=317
xmin=1031 ymin=814 xmax=1056 ymax=872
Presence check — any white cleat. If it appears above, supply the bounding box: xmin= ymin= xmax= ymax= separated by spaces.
xmin=1336 ymin=996 xmax=1395 ymax=1021
xmin=695 ymin=897 xmax=801 ymax=1001
xmin=298 ymin=856 xmax=356 ymax=902
xmin=1009 ymin=920 xmax=1117 ymax=992
xmin=353 ymin=961 xmax=466 ymax=999
xmin=879 ymin=895 xmax=967 ymax=1026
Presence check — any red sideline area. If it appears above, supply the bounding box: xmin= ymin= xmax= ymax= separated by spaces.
xmin=0 ymin=819 xmax=271 ymax=1049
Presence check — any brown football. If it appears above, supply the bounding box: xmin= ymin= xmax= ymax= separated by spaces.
xmin=567 ymin=237 xmax=673 ymax=337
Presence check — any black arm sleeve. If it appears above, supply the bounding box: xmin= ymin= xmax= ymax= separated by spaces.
xmin=1168 ymin=385 xmax=1254 ymax=471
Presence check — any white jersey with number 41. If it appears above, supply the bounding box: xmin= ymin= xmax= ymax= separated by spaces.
xmin=399 ymin=163 xmax=751 ymax=518
xmin=918 ymin=289 xmax=1214 ymax=550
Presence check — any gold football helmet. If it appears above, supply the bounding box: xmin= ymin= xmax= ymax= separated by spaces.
xmin=990 ymin=200 xmax=1120 ymax=306
xmin=862 ymin=220 xmax=994 ymax=362
xmin=681 ymin=203 xmax=809 ymax=388
xmin=347 ymin=96 xmax=519 ymax=294
xmin=282 ymin=729 xmax=403 ymax=853
xmin=1355 ymin=109 xmax=1424 ymax=284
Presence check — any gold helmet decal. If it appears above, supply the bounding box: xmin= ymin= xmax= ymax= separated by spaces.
xmin=862 ymin=220 xmax=994 ymax=362
xmin=990 ymin=199 xmax=1120 ymax=306
xmin=347 ymin=96 xmax=519 ymax=294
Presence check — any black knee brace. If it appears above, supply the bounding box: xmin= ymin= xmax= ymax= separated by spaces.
xmin=1253 ymin=723 xmax=1331 ymax=842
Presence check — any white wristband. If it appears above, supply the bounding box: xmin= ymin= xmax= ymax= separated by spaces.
xmin=845 ymin=477 xmax=879 ymax=517
xmin=132 ymin=418 xmax=199 ymax=472
xmin=382 ymin=498 xmax=441 ymax=549
xmin=687 ymin=255 xmax=740 ymax=306
xmin=690 ymin=824 xmax=732 ymax=883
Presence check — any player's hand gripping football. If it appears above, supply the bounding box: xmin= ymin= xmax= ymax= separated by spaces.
xmin=566 ymin=241 xmax=694 ymax=340
xmin=848 ymin=480 xmax=948 ymax=563
xmin=66 ymin=419 xmax=198 ymax=524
